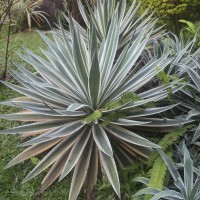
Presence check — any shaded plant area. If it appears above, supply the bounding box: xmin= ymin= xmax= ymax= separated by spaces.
xmin=34 ymin=0 xmax=65 ymax=29
xmin=1 ymin=0 xmax=200 ymax=200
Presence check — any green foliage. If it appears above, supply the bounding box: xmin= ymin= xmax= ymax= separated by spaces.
xmin=96 ymin=163 xmax=146 ymax=200
xmin=82 ymin=110 xmax=102 ymax=124
xmin=0 ymin=28 xmax=47 ymax=73
xmin=80 ymin=91 xmax=142 ymax=127
xmin=104 ymin=92 xmax=141 ymax=111
xmin=136 ymin=0 xmax=200 ymax=32
xmin=156 ymin=66 xmax=184 ymax=101
xmin=96 ymin=177 xmax=116 ymax=200
xmin=143 ymin=125 xmax=196 ymax=199
xmin=145 ymin=149 xmax=172 ymax=200
xmin=134 ymin=144 xmax=200 ymax=200
xmin=120 ymin=164 xmax=146 ymax=199
xmin=30 ymin=157 xmax=40 ymax=165
xmin=179 ymin=20 xmax=196 ymax=34
xmin=156 ymin=67 xmax=172 ymax=100
xmin=101 ymin=92 xmax=141 ymax=126
xmin=148 ymin=124 xmax=195 ymax=167
xmin=157 ymin=68 xmax=170 ymax=85
xmin=101 ymin=110 xmax=128 ymax=127
xmin=179 ymin=20 xmax=200 ymax=50
xmin=11 ymin=0 xmax=49 ymax=32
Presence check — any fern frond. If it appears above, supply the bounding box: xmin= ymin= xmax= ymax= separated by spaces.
xmin=104 ymin=92 xmax=141 ymax=110
xmin=148 ymin=124 xmax=195 ymax=166
xmin=82 ymin=110 xmax=102 ymax=124
xmin=101 ymin=111 xmax=128 ymax=127
xmin=157 ymin=68 xmax=170 ymax=85
xmin=144 ymin=149 xmax=172 ymax=200
xmin=145 ymin=125 xmax=194 ymax=199
xmin=101 ymin=92 xmax=141 ymax=126
xmin=157 ymin=67 xmax=172 ymax=99
xmin=156 ymin=66 xmax=182 ymax=101
xmin=120 ymin=92 xmax=141 ymax=103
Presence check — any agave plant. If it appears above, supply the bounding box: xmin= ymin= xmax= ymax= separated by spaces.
xmin=0 ymin=6 xmax=189 ymax=200
xmin=171 ymin=42 xmax=200 ymax=117
xmin=143 ymin=33 xmax=200 ymax=115
xmin=133 ymin=144 xmax=200 ymax=200
xmin=142 ymin=33 xmax=199 ymax=73
xmin=61 ymin=0 xmax=164 ymax=50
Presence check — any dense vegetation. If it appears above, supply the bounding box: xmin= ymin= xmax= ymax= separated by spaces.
xmin=1 ymin=0 xmax=200 ymax=200
xmin=135 ymin=0 xmax=200 ymax=33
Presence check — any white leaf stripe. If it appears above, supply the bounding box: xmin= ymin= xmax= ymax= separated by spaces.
xmin=0 ymin=120 xmax=66 ymax=134
xmin=92 ymin=124 xmax=113 ymax=156
xmin=22 ymin=132 xmax=81 ymax=183
xmin=49 ymin=121 xmax=85 ymax=138
xmin=68 ymin=138 xmax=93 ymax=200
xmin=59 ymin=127 xmax=91 ymax=181
xmin=105 ymin=125 xmax=160 ymax=148
xmin=5 ymin=138 xmax=62 ymax=168
xmin=17 ymin=53 xmax=86 ymax=102
xmin=100 ymin=13 xmax=119 ymax=89
xmin=99 ymin=150 xmax=121 ymax=198
xmin=70 ymin=18 xmax=89 ymax=92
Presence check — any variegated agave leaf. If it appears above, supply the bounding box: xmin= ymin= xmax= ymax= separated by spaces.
xmin=180 ymin=64 xmax=200 ymax=120
xmin=142 ymin=33 xmax=200 ymax=116
xmin=0 ymin=12 xmax=188 ymax=200
xmin=163 ymin=35 xmax=200 ymax=117
xmin=60 ymin=0 xmax=164 ymax=51
xmin=133 ymin=144 xmax=200 ymax=200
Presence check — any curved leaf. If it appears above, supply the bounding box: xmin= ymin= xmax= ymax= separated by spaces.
xmin=92 ymin=124 xmax=113 ymax=156
xmin=68 ymin=138 xmax=93 ymax=200
xmin=59 ymin=127 xmax=91 ymax=181
xmin=22 ymin=132 xmax=80 ymax=183
xmin=99 ymin=150 xmax=120 ymax=198
xmin=105 ymin=124 xmax=160 ymax=148
xmin=151 ymin=190 xmax=184 ymax=200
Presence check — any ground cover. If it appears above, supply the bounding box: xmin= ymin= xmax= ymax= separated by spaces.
xmin=0 ymin=27 xmax=46 ymax=73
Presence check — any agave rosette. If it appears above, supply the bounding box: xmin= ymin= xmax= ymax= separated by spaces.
xmin=177 ymin=58 xmax=200 ymax=119
xmin=142 ymin=33 xmax=200 ymax=115
xmin=162 ymin=35 xmax=200 ymax=115
xmin=0 ymin=14 xmax=188 ymax=199
xmin=61 ymin=0 xmax=163 ymax=50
